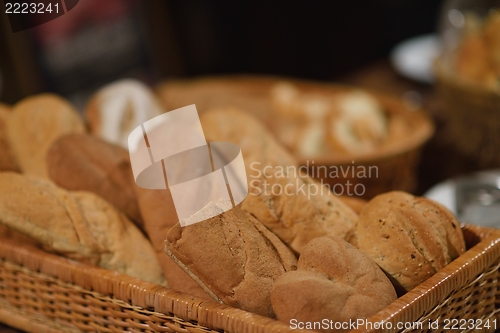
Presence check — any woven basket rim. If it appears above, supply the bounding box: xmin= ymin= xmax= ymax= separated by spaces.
xmin=1 ymin=224 xmax=499 ymax=333
xmin=158 ymin=75 xmax=435 ymax=165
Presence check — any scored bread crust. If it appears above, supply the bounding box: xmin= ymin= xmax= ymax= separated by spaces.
xmin=165 ymin=207 xmax=297 ymax=318
xmin=6 ymin=94 xmax=85 ymax=178
xmin=353 ymin=191 xmax=466 ymax=294
xmin=200 ymin=108 xmax=358 ymax=254
xmin=0 ymin=172 xmax=165 ymax=285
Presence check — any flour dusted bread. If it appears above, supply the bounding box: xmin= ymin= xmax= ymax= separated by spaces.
xmin=47 ymin=133 xmax=143 ymax=228
xmin=353 ymin=191 xmax=466 ymax=294
xmin=0 ymin=104 xmax=19 ymax=172
xmin=0 ymin=172 xmax=165 ymax=285
xmin=6 ymin=94 xmax=85 ymax=178
xmin=271 ymin=236 xmax=397 ymax=333
xmin=200 ymin=108 xmax=358 ymax=254
xmin=86 ymin=79 xmax=164 ymax=148
xmin=165 ymin=207 xmax=297 ymax=317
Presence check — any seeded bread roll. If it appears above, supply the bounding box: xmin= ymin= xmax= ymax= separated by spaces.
xmin=353 ymin=191 xmax=466 ymax=294
xmin=46 ymin=133 xmax=143 ymax=229
xmin=6 ymin=94 xmax=85 ymax=178
xmin=271 ymin=236 xmax=397 ymax=333
xmin=200 ymin=108 xmax=358 ymax=254
xmin=0 ymin=104 xmax=19 ymax=172
xmin=165 ymin=207 xmax=298 ymax=317
xmin=0 ymin=172 xmax=165 ymax=285
xmin=86 ymin=79 xmax=164 ymax=148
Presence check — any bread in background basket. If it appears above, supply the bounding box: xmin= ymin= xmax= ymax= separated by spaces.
xmin=435 ymin=7 xmax=500 ymax=168
xmin=157 ymin=76 xmax=434 ymax=198
xmin=0 ymin=81 xmax=488 ymax=333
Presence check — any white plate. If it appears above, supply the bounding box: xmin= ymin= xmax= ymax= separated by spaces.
xmin=390 ymin=34 xmax=441 ymax=84
xmin=424 ymin=170 xmax=500 ymax=228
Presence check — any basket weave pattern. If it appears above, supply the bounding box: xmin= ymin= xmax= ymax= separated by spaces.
xmin=0 ymin=226 xmax=499 ymax=333
xmin=435 ymin=63 xmax=500 ymax=168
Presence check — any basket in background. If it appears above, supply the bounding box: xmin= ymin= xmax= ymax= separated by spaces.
xmin=157 ymin=76 xmax=434 ymax=199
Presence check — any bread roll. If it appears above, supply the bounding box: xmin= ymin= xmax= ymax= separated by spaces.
xmin=0 ymin=172 xmax=165 ymax=285
xmin=353 ymin=191 xmax=466 ymax=294
xmin=0 ymin=104 xmax=19 ymax=172
xmin=46 ymin=133 xmax=143 ymax=229
xmin=134 ymin=185 xmax=211 ymax=299
xmin=200 ymin=108 xmax=358 ymax=254
xmin=271 ymin=236 xmax=396 ymax=333
xmin=165 ymin=207 xmax=297 ymax=317
xmin=6 ymin=94 xmax=85 ymax=178
xmin=86 ymin=79 xmax=164 ymax=148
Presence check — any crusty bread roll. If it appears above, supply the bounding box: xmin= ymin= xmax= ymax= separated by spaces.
xmin=165 ymin=207 xmax=298 ymax=317
xmin=86 ymin=79 xmax=164 ymax=148
xmin=271 ymin=236 xmax=397 ymax=333
xmin=0 ymin=172 xmax=165 ymax=285
xmin=200 ymin=108 xmax=358 ymax=254
xmin=6 ymin=94 xmax=85 ymax=178
xmin=353 ymin=191 xmax=466 ymax=294
xmin=134 ymin=185 xmax=211 ymax=299
xmin=0 ymin=104 xmax=19 ymax=172
xmin=46 ymin=133 xmax=143 ymax=229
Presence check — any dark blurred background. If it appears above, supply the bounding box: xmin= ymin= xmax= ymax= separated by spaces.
xmin=0 ymin=0 xmax=444 ymax=105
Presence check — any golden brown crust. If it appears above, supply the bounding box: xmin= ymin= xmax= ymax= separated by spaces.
xmin=0 ymin=104 xmax=20 ymax=172
xmin=85 ymin=79 xmax=165 ymax=148
xmin=6 ymin=94 xmax=85 ymax=178
xmin=200 ymin=108 xmax=358 ymax=254
xmin=271 ymin=236 xmax=397 ymax=333
xmin=0 ymin=172 xmax=165 ymax=285
xmin=353 ymin=191 xmax=466 ymax=294
xmin=165 ymin=207 xmax=297 ymax=317
xmin=46 ymin=133 xmax=143 ymax=229
xmin=133 ymin=184 xmax=211 ymax=299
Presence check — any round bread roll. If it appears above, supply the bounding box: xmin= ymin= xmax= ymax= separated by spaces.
xmin=6 ymin=94 xmax=85 ymax=178
xmin=353 ymin=191 xmax=466 ymax=294
xmin=86 ymin=79 xmax=164 ymax=148
xmin=271 ymin=236 xmax=397 ymax=332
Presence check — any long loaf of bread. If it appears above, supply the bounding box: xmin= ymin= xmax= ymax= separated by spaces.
xmin=165 ymin=206 xmax=297 ymax=317
xmin=200 ymin=108 xmax=358 ymax=254
xmin=46 ymin=133 xmax=144 ymax=229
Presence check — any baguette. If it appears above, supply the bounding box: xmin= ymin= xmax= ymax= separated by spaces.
xmin=47 ymin=133 xmax=143 ymax=229
xmin=165 ymin=207 xmax=297 ymax=317
xmin=200 ymin=108 xmax=358 ymax=254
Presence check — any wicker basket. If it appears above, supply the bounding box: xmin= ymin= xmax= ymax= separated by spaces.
xmin=435 ymin=59 xmax=500 ymax=169
xmin=0 ymin=224 xmax=498 ymax=333
xmin=157 ymin=76 xmax=434 ymax=199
